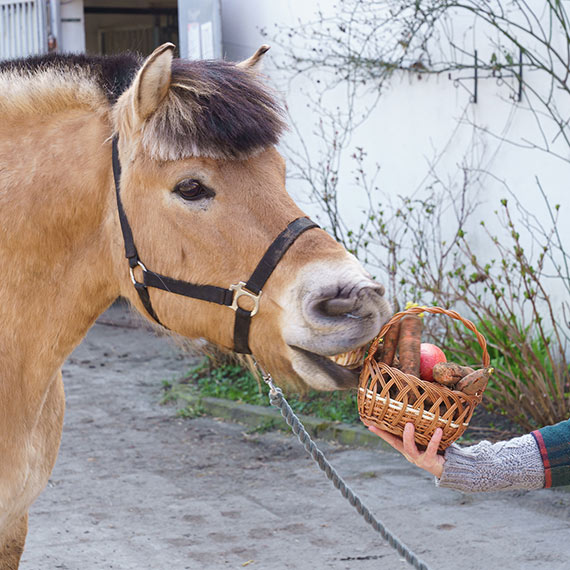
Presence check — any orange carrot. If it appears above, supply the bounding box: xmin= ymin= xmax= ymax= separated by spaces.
xmin=379 ymin=321 xmax=401 ymax=366
xmin=398 ymin=315 xmax=422 ymax=378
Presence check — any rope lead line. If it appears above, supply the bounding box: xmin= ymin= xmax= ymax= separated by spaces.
xmin=262 ymin=371 xmax=432 ymax=570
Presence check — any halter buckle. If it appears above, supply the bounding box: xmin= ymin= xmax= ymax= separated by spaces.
xmin=229 ymin=281 xmax=261 ymax=316
xmin=129 ymin=260 xmax=148 ymax=285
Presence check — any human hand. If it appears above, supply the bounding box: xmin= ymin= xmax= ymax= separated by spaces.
xmin=364 ymin=422 xmax=445 ymax=478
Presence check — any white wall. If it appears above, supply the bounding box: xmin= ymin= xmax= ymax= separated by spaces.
xmin=220 ymin=0 xmax=570 ymax=313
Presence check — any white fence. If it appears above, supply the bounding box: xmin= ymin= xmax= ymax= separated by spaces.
xmin=0 ymin=0 xmax=47 ymax=60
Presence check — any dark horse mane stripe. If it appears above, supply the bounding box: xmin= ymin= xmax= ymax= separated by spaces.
xmin=0 ymin=52 xmax=142 ymax=103
xmin=0 ymin=52 xmax=286 ymax=160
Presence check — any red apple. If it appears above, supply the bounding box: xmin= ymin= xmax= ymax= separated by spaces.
xmin=419 ymin=343 xmax=447 ymax=381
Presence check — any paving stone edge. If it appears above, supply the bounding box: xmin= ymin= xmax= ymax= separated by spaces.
xmin=173 ymin=390 xmax=391 ymax=450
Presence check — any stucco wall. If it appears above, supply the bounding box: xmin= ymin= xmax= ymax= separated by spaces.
xmin=220 ymin=0 xmax=570 ymax=313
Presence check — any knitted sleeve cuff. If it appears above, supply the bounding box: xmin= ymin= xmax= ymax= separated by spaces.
xmin=435 ymin=433 xmax=545 ymax=493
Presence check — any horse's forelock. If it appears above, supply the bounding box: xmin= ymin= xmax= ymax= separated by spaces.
xmin=140 ymin=59 xmax=286 ymax=161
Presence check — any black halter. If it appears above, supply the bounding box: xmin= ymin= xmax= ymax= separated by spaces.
xmin=111 ymin=136 xmax=319 ymax=354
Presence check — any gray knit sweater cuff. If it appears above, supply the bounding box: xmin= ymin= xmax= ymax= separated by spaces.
xmin=436 ymin=433 xmax=545 ymax=493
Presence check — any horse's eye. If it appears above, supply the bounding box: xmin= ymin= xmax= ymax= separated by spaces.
xmin=174 ymin=179 xmax=210 ymax=201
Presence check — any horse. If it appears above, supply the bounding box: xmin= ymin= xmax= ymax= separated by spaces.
xmin=0 ymin=43 xmax=390 ymax=567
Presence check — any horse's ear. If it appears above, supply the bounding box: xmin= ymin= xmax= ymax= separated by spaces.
xmin=237 ymin=45 xmax=270 ymax=71
xmin=132 ymin=43 xmax=175 ymax=120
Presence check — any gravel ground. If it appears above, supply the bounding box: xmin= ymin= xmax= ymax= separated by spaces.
xmin=21 ymin=303 xmax=570 ymax=570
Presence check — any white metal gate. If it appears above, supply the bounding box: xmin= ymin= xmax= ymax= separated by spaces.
xmin=0 ymin=0 xmax=48 ymax=60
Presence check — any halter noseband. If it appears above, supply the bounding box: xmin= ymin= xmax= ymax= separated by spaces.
xmin=111 ymin=136 xmax=319 ymax=354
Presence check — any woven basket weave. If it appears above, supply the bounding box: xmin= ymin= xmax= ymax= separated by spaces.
xmin=358 ymin=306 xmax=490 ymax=451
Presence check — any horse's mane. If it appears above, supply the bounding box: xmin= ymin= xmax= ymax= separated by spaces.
xmin=0 ymin=52 xmax=142 ymax=102
xmin=0 ymin=52 xmax=286 ymax=161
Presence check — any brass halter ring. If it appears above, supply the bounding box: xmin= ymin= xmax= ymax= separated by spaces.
xmin=229 ymin=281 xmax=262 ymax=317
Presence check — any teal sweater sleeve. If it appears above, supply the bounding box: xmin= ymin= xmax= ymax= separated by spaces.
xmin=531 ymin=419 xmax=570 ymax=488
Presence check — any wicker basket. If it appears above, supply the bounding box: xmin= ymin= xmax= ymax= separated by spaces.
xmin=358 ymin=306 xmax=490 ymax=451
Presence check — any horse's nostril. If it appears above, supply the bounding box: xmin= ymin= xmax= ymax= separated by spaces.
xmin=310 ymin=283 xmax=386 ymax=320
xmin=316 ymin=296 xmax=358 ymax=317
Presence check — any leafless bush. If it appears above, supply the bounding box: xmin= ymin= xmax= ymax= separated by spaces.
xmin=268 ymin=0 xmax=570 ymax=428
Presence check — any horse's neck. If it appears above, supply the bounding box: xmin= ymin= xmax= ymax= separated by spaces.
xmin=0 ymin=108 xmax=119 ymax=382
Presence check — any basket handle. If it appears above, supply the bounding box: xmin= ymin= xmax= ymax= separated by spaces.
xmin=366 ymin=306 xmax=490 ymax=368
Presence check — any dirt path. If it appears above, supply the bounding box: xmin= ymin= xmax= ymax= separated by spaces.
xmin=21 ymin=304 xmax=570 ymax=569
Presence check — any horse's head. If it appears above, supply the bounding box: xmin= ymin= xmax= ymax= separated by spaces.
xmin=111 ymin=44 xmax=391 ymax=390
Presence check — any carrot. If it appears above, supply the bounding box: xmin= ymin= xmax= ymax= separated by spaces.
xmin=455 ymin=367 xmax=494 ymax=395
xmin=398 ymin=315 xmax=422 ymax=378
xmin=432 ymin=362 xmax=474 ymax=386
xmin=379 ymin=321 xmax=401 ymax=366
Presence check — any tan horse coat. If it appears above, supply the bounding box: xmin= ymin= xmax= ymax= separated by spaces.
xmin=0 ymin=45 xmax=389 ymax=567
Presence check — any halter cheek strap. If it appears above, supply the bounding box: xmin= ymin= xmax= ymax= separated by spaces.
xmin=112 ymin=136 xmax=319 ymax=354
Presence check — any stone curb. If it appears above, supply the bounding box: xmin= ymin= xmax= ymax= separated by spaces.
xmin=173 ymin=390 xmax=393 ymax=451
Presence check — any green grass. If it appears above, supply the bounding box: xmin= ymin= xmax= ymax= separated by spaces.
xmin=168 ymin=357 xmax=361 ymax=424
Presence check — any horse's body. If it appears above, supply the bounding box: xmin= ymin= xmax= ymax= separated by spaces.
xmin=0 ymin=45 xmax=390 ymax=567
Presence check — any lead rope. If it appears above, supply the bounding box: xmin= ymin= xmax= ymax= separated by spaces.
xmin=257 ymin=366 xmax=432 ymax=570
